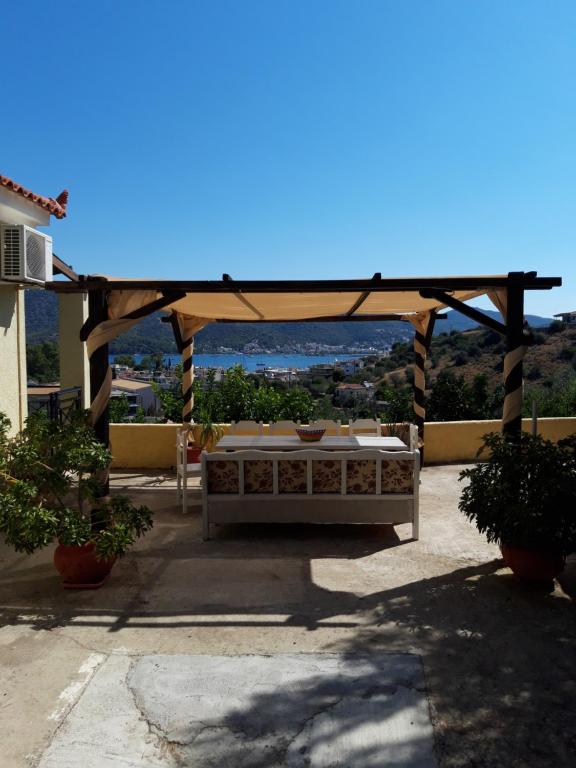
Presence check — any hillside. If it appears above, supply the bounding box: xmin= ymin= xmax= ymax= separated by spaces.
xmin=24 ymin=288 xmax=553 ymax=353
xmin=365 ymin=323 xmax=576 ymax=393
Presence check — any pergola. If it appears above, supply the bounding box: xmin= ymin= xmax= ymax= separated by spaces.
xmin=47 ymin=270 xmax=561 ymax=488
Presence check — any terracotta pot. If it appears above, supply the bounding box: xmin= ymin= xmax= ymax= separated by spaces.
xmin=501 ymin=544 xmax=565 ymax=583
xmin=187 ymin=446 xmax=202 ymax=463
xmin=54 ymin=542 xmax=116 ymax=589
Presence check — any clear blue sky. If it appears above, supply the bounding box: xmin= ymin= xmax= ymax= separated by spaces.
xmin=3 ymin=1 xmax=575 ymax=315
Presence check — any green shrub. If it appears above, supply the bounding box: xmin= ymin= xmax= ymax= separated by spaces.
xmin=459 ymin=432 xmax=576 ymax=555
xmin=0 ymin=411 xmax=152 ymax=559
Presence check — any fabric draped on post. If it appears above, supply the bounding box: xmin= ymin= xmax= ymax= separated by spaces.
xmin=182 ymin=336 xmax=194 ymax=423
xmin=83 ymin=290 xmax=161 ymax=427
xmin=406 ymin=312 xmax=436 ymax=450
xmin=489 ymin=286 xmax=528 ymax=437
xmin=488 ymin=289 xmax=508 ymax=320
xmin=82 ymin=288 xmax=188 ymax=426
xmin=171 ymin=314 xmax=212 ymax=424
xmin=502 ymin=345 xmax=528 ymax=428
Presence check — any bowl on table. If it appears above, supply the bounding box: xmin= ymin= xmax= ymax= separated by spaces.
xmin=295 ymin=426 xmax=326 ymax=443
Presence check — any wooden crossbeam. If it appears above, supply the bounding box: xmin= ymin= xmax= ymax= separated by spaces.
xmin=46 ymin=274 xmax=563 ymax=294
xmin=419 ymin=289 xmax=507 ymax=335
xmin=52 ymin=253 xmax=79 ymax=281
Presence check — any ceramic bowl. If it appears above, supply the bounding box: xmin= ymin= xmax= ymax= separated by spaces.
xmin=295 ymin=427 xmax=326 ymax=442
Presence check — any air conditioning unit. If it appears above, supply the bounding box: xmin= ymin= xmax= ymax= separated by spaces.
xmin=0 ymin=224 xmax=53 ymax=285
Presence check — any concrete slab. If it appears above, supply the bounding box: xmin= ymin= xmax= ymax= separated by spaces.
xmin=3 ymin=465 xmax=575 ymax=768
xmin=38 ymin=653 xmax=436 ymax=768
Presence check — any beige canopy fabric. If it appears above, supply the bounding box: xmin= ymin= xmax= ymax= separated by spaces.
xmin=105 ymin=282 xmax=494 ymax=323
xmin=44 ymin=270 xmax=562 ymax=461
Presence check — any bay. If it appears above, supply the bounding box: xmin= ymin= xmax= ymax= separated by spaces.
xmin=109 ymin=352 xmax=363 ymax=372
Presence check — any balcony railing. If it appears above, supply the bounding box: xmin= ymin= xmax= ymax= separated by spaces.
xmin=28 ymin=387 xmax=83 ymax=424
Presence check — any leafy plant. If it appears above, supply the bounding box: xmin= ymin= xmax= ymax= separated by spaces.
xmin=459 ymin=432 xmax=576 ymax=555
xmin=0 ymin=411 xmax=152 ymax=559
xmin=195 ymin=406 xmax=225 ymax=450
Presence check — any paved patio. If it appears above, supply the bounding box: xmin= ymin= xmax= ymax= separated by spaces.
xmin=1 ymin=465 xmax=575 ymax=767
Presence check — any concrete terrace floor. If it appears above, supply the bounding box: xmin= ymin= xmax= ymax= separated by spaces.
xmin=1 ymin=465 xmax=575 ymax=767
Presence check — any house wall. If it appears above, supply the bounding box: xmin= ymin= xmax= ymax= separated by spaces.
xmin=0 ymin=286 xmax=27 ymax=433
xmin=0 ymin=189 xmax=51 ymax=434
xmin=108 ymin=417 xmax=576 ymax=468
xmin=58 ymin=293 xmax=90 ymax=408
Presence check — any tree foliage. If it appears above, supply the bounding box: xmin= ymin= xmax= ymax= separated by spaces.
xmin=427 ymin=371 xmax=502 ymax=421
xmin=0 ymin=411 xmax=152 ymax=559
xmin=459 ymin=432 xmax=576 ymax=555
xmin=26 ymin=341 xmax=59 ymax=383
xmin=153 ymin=365 xmax=315 ymax=423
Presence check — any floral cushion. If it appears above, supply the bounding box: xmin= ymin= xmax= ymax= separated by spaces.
xmin=207 ymin=460 xmax=239 ymax=494
xmin=312 ymin=460 xmax=341 ymax=493
xmin=381 ymin=459 xmax=413 ymax=493
xmin=278 ymin=460 xmax=307 ymax=493
xmin=244 ymin=460 xmax=273 ymax=494
xmin=346 ymin=460 xmax=376 ymax=494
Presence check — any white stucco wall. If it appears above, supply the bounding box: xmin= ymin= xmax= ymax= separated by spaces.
xmin=0 ymin=285 xmax=27 ymax=433
xmin=1 ymin=183 xmax=53 ymax=433
xmin=59 ymin=293 xmax=90 ymax=408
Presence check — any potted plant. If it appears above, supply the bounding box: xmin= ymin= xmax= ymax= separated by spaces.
xmin=459 ymin=432 xmax=576 ymax=582
xmin=187 ymin=406 xmax=224 ymax=461
xmin=0 ymin=410 xmax=153 ymax=588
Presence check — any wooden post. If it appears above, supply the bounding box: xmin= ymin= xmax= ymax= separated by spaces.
xmin=182 ymin=334 xmax=194 ymax=423
xmin=87 ymin=288 xmax=110 ymax=495
xmin=502 ymin=275 xmax=527 ymax=440
xmin=412 ymin=312 xmax=436 ymax=464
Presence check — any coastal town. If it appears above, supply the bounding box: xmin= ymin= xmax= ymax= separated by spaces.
xmin=103 ymin=355 xmax=377 ymax=421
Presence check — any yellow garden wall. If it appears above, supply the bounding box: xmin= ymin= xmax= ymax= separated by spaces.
xmin=424 ymin=418 xmax=576 ymax=463
xmin=109 ymin=417 xmax=576 ymax=469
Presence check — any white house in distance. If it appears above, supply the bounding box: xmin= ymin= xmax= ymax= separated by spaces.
xmin=0 ymin=174 xmax=68 ymax=433
xmin=112 ymin=378 xmax=160 ymax=416
xmin=334 ymin=382 xmax=375 ymax=406
xmin=335 ymin=358 xmax=365 ymax=377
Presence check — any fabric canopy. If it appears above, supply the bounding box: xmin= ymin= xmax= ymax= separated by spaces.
xmin=104 ymin=281 xmax=498 ymax=324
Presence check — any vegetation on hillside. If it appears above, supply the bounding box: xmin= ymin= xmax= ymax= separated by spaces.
xmin=27 ymin=342 xmax=59 ymax=383
xmin=352 ymin=322 xmax=576 ymax=418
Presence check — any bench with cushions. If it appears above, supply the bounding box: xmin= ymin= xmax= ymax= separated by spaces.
xmin=201 ymin=448 xmax=420 ymax=540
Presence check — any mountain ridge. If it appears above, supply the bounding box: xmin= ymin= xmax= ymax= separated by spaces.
xmin=24 ymin=289 xmax=554 ymax=354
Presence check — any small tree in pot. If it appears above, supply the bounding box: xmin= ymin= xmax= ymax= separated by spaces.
xmin=0 ymin=411 xmax=152 ymax=588
xmin=187 ymin=406 xmax=225 ymax=462
xmin=459 ymin=432 xmax=576 ymax=582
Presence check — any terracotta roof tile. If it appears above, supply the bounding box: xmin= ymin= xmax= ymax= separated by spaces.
xmin=0 ymin=174 xmax=68 ymax=219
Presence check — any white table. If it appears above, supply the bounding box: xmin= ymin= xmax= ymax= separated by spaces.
xmin=215 ymin=435 xmax=408 ymax=451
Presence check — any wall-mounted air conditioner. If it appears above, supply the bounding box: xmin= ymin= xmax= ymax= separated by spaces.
xmin=0 ymin=224 xmax=53 ymax=285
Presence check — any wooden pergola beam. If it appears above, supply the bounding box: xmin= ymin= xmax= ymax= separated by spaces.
xmin=419 ymin=289 xmax=506 ymax=335
xmin=47 ymin=274 xmax=562 ymax=294
xmin=52 ymin=253 xmax=79 ymax=282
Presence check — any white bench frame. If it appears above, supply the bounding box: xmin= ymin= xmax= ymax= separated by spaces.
xmin=202 ymin=448 xmax=420 ymax=541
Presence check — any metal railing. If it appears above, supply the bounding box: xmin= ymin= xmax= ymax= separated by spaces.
xmin=28 ymin=387 xmax=83 ymax=424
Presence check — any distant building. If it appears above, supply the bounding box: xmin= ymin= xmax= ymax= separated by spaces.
xmin=334 ymin=382 xmax=375 ymax=405
xmin=258 ymin=367 xmax=298 ymax=384
xmin=553 ymin=311 xmax=576 ymax=325
xmin=113 ymin=378 xmax=159 ymax=415
xmin=335 ymin=358 xmax=365 ymax=376
xmin=195 ymin=367 xmax=225 ymax=384
xmin=303 ymin=364 xmax=334 ymax=380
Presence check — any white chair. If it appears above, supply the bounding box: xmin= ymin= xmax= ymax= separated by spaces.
xmin=176 ymin=428 xmax=202 ymax=514
xmin=382 ymin=423 xmax=418 ymax=451
xmin=229 ymin=420 xmax=264 ymax=435
xmin=349 ymin=418 xmax=381 ymax=436
xmin=308 ymin=419 xmax=342 ymax=436
xmin=269 ymin=420 xmax=300 ymax=434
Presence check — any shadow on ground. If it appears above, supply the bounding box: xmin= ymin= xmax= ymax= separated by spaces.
xmin=1 ymin=485 xmax=576 ymax=767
